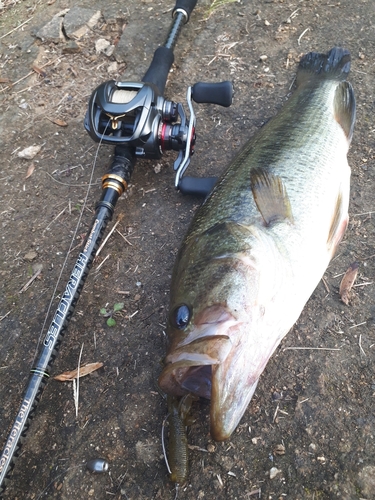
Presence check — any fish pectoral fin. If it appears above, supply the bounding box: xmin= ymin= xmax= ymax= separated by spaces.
xmin=334 ymin=81 xmax=356 ymax=143
xmin=327 ymin=191 xmax=348 ymax=253
xmin=250 ymin=167 xmax=294 ymax=226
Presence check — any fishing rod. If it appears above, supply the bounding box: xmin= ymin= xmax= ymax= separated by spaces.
xmin=0 ymin=0 xmax=232 ymax=494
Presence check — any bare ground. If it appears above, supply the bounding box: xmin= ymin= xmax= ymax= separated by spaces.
xmin=0 ymin=0 xmax=375 ymax=499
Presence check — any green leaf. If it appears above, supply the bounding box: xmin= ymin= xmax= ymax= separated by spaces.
xmin=107 ymin=317 xmax=116 ymax=327
xmin=100 ymin=308 xmax=107 ymax=315
xmin=113 ymin=302 xmax=124 ymax=312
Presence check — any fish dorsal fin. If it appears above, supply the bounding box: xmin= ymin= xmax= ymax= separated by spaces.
xmin=250 ymin=168 xmax=294 ymax=226
xmin=334 ymin=81 xmax=356 ymax=143
xmin=327 ymin=191 xmax=348 ymax=252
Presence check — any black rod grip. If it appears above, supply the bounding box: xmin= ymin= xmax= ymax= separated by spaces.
xmin=142 ymin=46 xmax=174 ymax=95
xmin=173 ymin=0 xmax=198 ymax=21
xmin=192 ymin=81 xmax=233 ymax=107
xmin=178 ymin=176 xmax=218 ymax=196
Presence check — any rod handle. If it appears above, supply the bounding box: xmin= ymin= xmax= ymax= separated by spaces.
xmin=173 ymin=0 xmax=198 ymax=21
xmin=192 ymin=81 xmax=233 ymax=107
xmin=142 ymin=46 xmax=174 ymax=95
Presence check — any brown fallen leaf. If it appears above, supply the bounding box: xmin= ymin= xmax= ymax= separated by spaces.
xmin=46 ymin=116 xmax=68 ymax=127
xmin=339 ymin=261 xmax=359 ymax=305
xmin=54 ymin=362 xmax=103 ymax=381
xmin=25 ymin=162 xmax=35 ymax=179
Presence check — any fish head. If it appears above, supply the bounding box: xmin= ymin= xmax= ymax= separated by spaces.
xmin=159 ymin=222 xmax=269 ymax=441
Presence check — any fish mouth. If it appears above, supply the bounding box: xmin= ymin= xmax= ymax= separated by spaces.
xmin=158 ymin=335 xmax=232 ymax=399
xmin=158 ymin=306 xmax=255 ymax=441
xmin=158 ymin=333 xmax=258 ymax=441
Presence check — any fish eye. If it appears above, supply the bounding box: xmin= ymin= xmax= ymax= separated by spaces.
xmin=171 ymin=304 xmax=191 ymax=330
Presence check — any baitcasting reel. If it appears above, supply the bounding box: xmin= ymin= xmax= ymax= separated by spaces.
xmin=84 ymin=79 xmax=233 ymax=194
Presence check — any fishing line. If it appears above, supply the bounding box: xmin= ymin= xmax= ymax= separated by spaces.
xmin=34 ymin=463 xmax=86 ymax=500
xmin=161 ymin=412 xmax=172 ymax=474
xmin=31 ymin=120 xmax=111 ymax=367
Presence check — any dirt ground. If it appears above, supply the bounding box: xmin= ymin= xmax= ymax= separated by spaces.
xmin=1 ymin=0 xmax=374 ymax=499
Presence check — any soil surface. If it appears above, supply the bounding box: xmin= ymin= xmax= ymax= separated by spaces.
xmin=1 ymin=1 xmax=375 ymax=499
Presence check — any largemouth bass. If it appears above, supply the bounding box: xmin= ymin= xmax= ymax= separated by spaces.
xmin=158 ymin=47 xmax=356 ymax=441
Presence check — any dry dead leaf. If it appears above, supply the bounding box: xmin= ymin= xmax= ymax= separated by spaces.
xmin=46 ymin=116 xmax=68 ymax=127
xmin=339 ymin=261 xmax=359 ymax=305
xmin=25 ymin=163 xmax=35 ymax=179
xmin=54 ymin=362 xmax=103 ymax=381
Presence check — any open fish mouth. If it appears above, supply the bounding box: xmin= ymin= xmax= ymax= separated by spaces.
xmin=158 ymin=335 xmax=232 ymax=399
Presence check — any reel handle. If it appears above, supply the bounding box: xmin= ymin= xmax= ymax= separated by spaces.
xmin=178 ymin=176 xmax=218 ymax=196
xmin=192 ymin=81 xmax=233 ymax=107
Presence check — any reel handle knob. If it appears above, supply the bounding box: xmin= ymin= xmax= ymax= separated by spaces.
xmin=191 ymin=81 xmax=233 ymax=107
xmin=178 ymin=176 xmax=218 ymax=196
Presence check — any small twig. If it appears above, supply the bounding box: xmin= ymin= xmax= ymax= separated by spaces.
xmin=115 ymin=229 xmax=133 ymax=246
xmin=349 ymin=321 xmax=367 ymax=329
xmin=45 ymin=207 xmax=66 ymax=231
xmin=0 ymin=16 xmax=34 ymax=40
xmin=273 ymin=403 xmax=279 ymax=423
xmin=96 ymin=220 xmax=120 ymax=257
xmin=1 ymin=57 xmax=61 ymax=92
xmin=297 ymin=27 xmax=310 ymax=45
xmin=321 ymin=277 xmax=330 ymax=294
xmin=285 ymin=347 xmax=341 ymax=351
xmin=19 ymin=266 xmax=43 ymax=293
xmin=0 ymin=310 xmax=12 ymax=322
xmin=287 ymin=8 xmax=300 ymax=21
xmin=247 ymin=489 xmax=261 ymax=498
xmin=45 ymin=170 xmax=100 ymax=188
xmin=353 ymin=210 xmax=375 ymax=217
xmin=94 ymin=254 xmax=110 ymax=273
xmin=75 ymin=343 xmax=84 ymax=418
xmin=359 ymin=334 xmax=366 ymax=357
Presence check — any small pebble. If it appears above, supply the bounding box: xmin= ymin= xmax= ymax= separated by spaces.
xmin=273 ymin=444 xmax=285 ymax=455
xmin=24 ymin=250 xmax=38 ymax=261
xmin=62 ymin=40 xmax=80 ymax=54
xmin=18 ymin=145 xmax=42 ymax=160
xmin=269 ymin=467 xmax=281 ymax=479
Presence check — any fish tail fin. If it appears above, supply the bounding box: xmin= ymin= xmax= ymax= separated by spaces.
xmin=297 ymin=47 xmax=355 ymax=142
xmin=296 ymin=47 xmax=351 ymax=86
